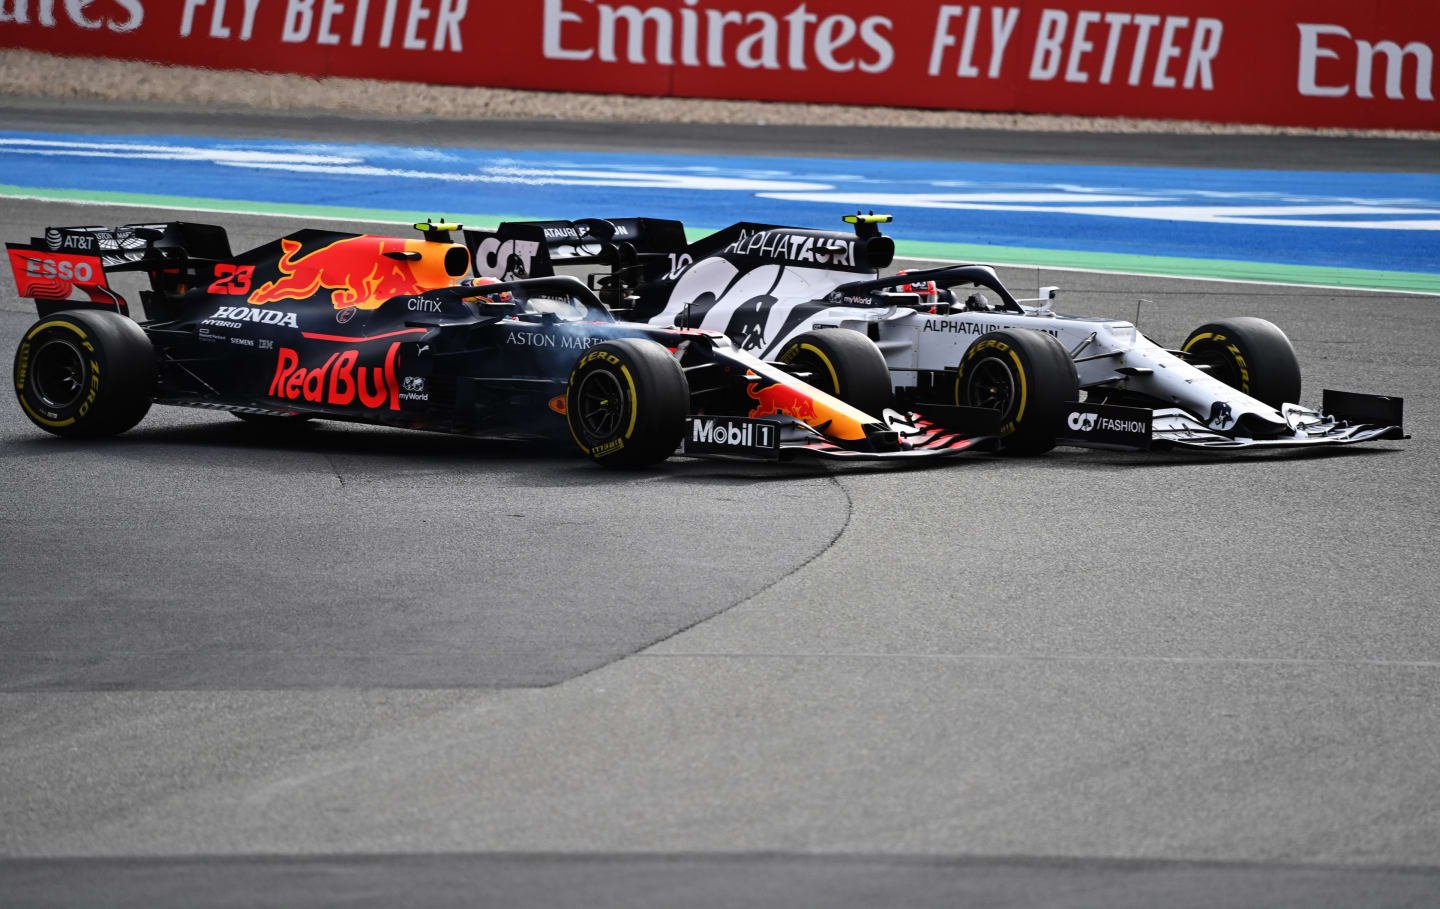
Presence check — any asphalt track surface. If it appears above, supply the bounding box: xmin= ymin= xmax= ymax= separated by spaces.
xmin=3 ymin=111 xmax=1440 ymax=907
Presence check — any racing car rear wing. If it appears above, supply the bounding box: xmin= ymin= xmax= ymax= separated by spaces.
xmin=6 ymin=222 xmax=234 ymax=319
xmin=464 ymin=218 xmax=686 ymax=275
xmin=466 ymin=215 xmax=899 ymax=312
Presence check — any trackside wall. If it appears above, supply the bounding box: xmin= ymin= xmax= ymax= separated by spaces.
xmin=1 ymin=0 xmax=1436 ymax=131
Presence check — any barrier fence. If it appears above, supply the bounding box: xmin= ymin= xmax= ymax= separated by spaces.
xmin=2 ymin=0 xmax=1437 ymax=130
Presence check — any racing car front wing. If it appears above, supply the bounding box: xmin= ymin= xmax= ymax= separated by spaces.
xmin=682 ymin=411 xmax=998 ymax=461
xmin=1055 ymin=392 xmax=1405 ymax=452
xmin=1150 ymin=410 xmax=1406 ymax=450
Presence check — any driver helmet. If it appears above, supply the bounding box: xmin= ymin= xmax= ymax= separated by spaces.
xmin=894 ymin=270 xmax=939 ymax=305
xmin=458 ymin=275 xmax=510 ymax=303
xmin=965 ymin=292 xmax=990 ymax=312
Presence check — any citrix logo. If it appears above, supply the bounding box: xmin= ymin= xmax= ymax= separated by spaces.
xmin=1067 ymin=411 xmax=1097 ymax=432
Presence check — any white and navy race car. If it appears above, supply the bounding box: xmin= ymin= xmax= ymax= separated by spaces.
xmin=464 ymin=215 xmax=1404 ymax=454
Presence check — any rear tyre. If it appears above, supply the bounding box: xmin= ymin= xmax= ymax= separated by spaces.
xmin=1181 ymin=317 xmax=1301 ymax=408
xmin=14 ymin=309 xmax=154 ymax=438
xmin=954 ymin=329 xmax=1078 ymax=455
xmin=566 ymin=338 xmax=688 ymax=468
xmin=775 ymin=328 xmax=892 ymax=418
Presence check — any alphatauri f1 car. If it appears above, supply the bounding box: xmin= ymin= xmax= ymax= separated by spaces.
xmin=467 ymin=214 xmax=1406 ymax=453
xmin=7 ymin=219 xmax=1013 ymax=467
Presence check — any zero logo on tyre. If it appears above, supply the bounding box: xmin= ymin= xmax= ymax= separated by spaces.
xmin=17 ymin=320 xmax=98 ymax=428
xmin=956 ymin=329 xmax=1076 ymax=456
xmin=565 ymin=339 xmax=688 ymax=468
xmin=14 ymin=311 xmax=154 ymax=438
xmin=1183 ymin=331 xmax=1250 ymax=393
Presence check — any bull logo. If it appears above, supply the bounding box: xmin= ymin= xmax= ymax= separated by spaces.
xmin=249 ymin=236 xmax=456 ymax=310
xmin=728 ymin=294 xmax=775 ymax=352
xmin=747 ymin=382 xmax=818 ymax=423
xmin=1208 ymin=401 xmax=1234 ymax=428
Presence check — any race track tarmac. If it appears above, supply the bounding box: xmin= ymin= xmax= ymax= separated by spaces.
xmin=2 ymin=117 xmax=1439 ymax=906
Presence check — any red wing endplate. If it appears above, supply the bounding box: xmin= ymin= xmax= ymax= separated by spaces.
xmin=781 ymin=414 xmax=996 ymax=461
xmin=6 ymin=245 xmax=127 ymax=311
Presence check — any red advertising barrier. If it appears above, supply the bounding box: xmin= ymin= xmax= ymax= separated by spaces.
xmin=2 ymin=0 xmax=1437 ymax=130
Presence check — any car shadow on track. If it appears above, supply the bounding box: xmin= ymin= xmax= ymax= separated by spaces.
xmin=1041 ymin=444 xmax=1400 ymax=470
xmin=1 ymin=418 xmax=872 ymax=484
xmin=11 ymin=416 xmax=1396 ymax=481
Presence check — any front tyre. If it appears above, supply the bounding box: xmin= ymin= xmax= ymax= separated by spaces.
xmin=566 ymin=338 xmax=688 ymax=468
xmin=14 ymin=310 xmax=154 ymax=438
xmin=955 ymin=329 xmax=1078 ymax=455
xmin=775 ymin=328 xmax=892 ymax=419
xmin=1181 ymin=317 xmax=1301 ymax=409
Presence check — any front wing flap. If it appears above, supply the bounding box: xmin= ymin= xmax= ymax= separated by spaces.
xmin=681 ymin=412 xmax=996 ymax=462
xmin=1150 ymin=391 xmax=1406 ymax=450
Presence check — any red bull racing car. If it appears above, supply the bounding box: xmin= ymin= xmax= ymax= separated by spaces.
xmin=6 ymin=219 xmax=1012 ymax=467
xmin=467 ymin=214 xmax=1406 ymax=453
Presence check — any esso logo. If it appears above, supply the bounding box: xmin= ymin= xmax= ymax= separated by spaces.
xmin=27 ymin=256 xmax=94 ymax=283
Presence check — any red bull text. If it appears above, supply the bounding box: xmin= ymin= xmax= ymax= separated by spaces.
xmin=267 ymin=342 xmax=401 ymax=410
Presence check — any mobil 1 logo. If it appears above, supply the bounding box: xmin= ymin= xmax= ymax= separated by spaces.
xmin=683 ymin=415 xmax=781 ymax=459
xmin=1058 ymin=402 xmax=1152 ymax=450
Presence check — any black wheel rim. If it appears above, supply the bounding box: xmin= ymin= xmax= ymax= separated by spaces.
xmin=964 ymin=356 xmax=1016 ymax=418
xmin=30 ymin=337 xmax=88 ymax=411
xmin=789 ymin=351 xmax=835 ymax=396
xmin=575 ymin=368 xmax=626 ymax=442
xmin=1190 ymin=344 xmax=1241 ymax=388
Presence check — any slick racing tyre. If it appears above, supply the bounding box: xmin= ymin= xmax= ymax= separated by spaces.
xmin=14 ymin=309 xmax=154 ymax=438
xmin=955 ymin=329 xmax=1078 ymax=455
xmin=1182 ymin=317 xmax=1301 ymax=409
xmin=776 ymin=329 xmax=892 ymax=418
xmin=566 ymin=338 xmax=688 ymax=468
